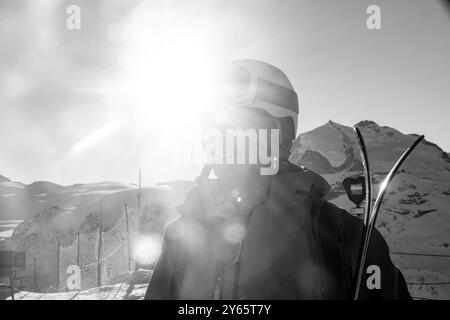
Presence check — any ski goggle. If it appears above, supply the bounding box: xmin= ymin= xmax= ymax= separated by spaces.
xmin=202 ymin=102 xmax=295 ymax=148
xmin=210 ymin=61 xmax=299 ymax=115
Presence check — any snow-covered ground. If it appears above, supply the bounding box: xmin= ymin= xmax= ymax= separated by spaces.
xmin=6 ymin=283 xmax=147 ymax=300
xmin=5 ymin=270 xmax=152 ymax=300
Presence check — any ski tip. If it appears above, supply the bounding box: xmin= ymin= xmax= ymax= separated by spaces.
xmin=414 ymin=134 xmax=425 ymax=145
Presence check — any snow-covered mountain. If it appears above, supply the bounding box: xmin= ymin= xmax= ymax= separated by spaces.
xmin=0 ymin=178 xmax=133 ymax=222
xmin=290 ymin=120 xmax=450 ymax=299
xmin=290 ymin=120 xmax=450 ymax=177
xmin=0 ymin=178 xmax=141 ymax=245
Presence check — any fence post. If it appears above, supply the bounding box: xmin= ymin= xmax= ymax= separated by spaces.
xmin=9 ymin=277 xmax=15 ymax=300
xmin=33 ymin=257 xmax=37 ymax=292
xmin=125 ymin=203 xmax=132 ymax=271
xmin=56 ymin=240 xmax=60 ymax=291
xmin=97 ymin=228 xmax=103 ymax=287
xmin=77 ymin=232 xmax=80 ymax=267
xmin=97 ymin=198 xmax=103 ymax=287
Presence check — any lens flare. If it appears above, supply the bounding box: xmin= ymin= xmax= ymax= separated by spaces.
xmin=133 ymin=235 xmax=162 ymax=266
xmin=223 ymin=223 xmax=246 ymax=244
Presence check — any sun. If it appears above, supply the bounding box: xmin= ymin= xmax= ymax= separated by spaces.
xmin=85 ymin=4 xmax=222 ymax=178
xmin=116 ymin=9 xmax=217 ymax=142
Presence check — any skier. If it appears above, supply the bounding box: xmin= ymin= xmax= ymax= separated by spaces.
xmin=144 ymin=59 xmax=411 ymax=300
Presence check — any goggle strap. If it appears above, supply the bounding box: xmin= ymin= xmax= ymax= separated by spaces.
xmin=252 ymin=77 xmax=299 ymax=114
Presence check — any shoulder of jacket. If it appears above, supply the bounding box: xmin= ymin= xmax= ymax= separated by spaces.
xmin=319 ymin=202 xmax=389 ymax=251
xmin=318 ymin=201 xmax=362 ymax=239
xmin=277 ymin=162 xmax=331 ymax=198
xmin=163 ymin=215 xmax=192 ymax=242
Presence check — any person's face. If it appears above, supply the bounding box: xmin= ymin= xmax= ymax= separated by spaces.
xmin=201 ymin=107 xmax=277 ymax=179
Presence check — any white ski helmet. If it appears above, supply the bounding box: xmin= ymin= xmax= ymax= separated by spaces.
xmin=211 ymin=59 xmax=299 ymax=148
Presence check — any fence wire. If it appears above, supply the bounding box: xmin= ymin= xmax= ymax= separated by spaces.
xmin=13 ymin=207 xmax=141 ymax=293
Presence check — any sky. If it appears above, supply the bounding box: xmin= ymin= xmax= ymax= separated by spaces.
xmin=0 ymin=0 xmax=449 ymax=186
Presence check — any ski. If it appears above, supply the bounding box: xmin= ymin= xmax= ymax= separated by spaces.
xmin=352 ymin=126 xmax=424 ymax=300
xmin=352 ymin=126 xmax=373 ymax=300
xmin=354 ymin=127 xmax=373 ymax=227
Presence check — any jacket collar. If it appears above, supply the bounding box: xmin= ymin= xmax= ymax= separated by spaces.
xmin=177 ymin=164 xmax=330 ymax=218
xmin=264 ymin=164 xmax=331 ymax=211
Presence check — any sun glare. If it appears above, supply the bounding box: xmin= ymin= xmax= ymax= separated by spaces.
xmin=71 ymin=121 xmax=123 ymax=155
xmin=116 ymin=8 xmax=217 ymax=140
xmin=76 ymin=4 xmax=223 ymax=178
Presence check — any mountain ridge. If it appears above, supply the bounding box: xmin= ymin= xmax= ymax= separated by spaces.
xmin=290 ymin=120 xmax=450 ymax=176
xmin=290 ymin=120 xmax=450 ymax=299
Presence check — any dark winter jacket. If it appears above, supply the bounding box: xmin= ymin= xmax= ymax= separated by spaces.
xmin=145 ymin=164 xmax=411 ymax=300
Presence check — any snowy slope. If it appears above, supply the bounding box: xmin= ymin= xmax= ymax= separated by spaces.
xmin=0 ymin=220 xmax=22 ymax=240
xmin=0 ymin=177 xmax=134 ymax=222
xmin=0 ymin=183 xmax=178 ymax=296
xmin=5 ymin=283 xmax=147 ymax=300
xmin=4 ymin=270 xmax=152 ymax=300
xmin=2 ymin=186 xmax=178 ymax=255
